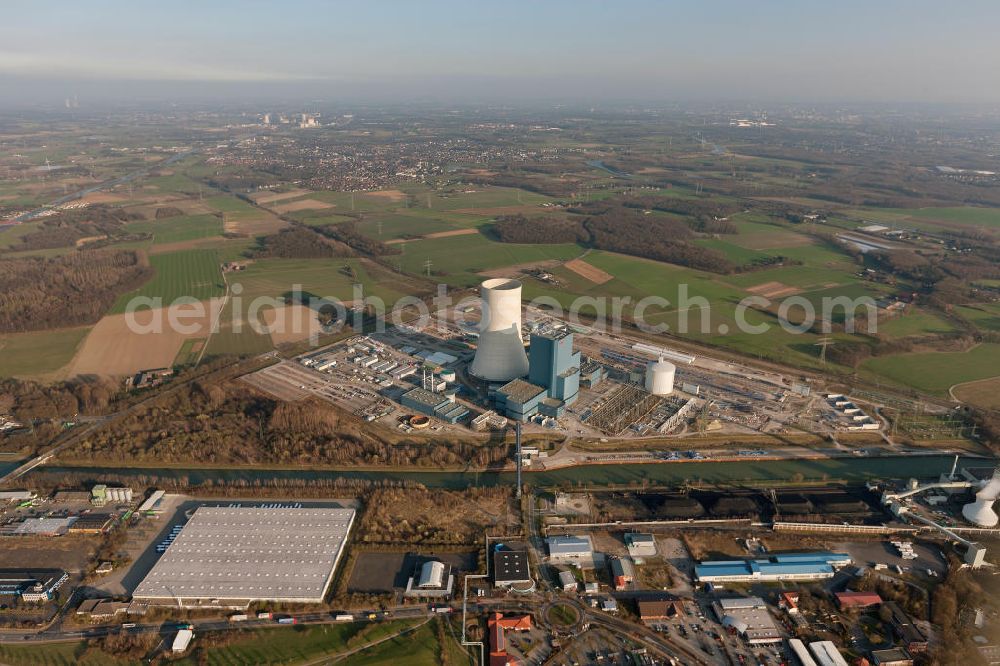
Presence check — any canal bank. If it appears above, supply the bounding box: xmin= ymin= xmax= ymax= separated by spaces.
xmin=27 ymin=454 xmax=995 ymax=490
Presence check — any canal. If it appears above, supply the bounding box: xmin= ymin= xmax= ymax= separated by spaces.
xmin=30 ymin=454 xmax=994 ymax=490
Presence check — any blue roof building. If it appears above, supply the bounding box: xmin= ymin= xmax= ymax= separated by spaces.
xmin=695 ymin=552 xmax=851 ymax=583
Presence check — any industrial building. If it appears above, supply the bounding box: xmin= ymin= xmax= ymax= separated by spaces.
xmin=470 ymin=278 xmax=530 ymax=382
xmin=400 ymin=386 xmax=469 ymax=424
xmin=493 ymin=378 xmax=548 ymax=422
xmin=133 ymin=506 xmax=355 ymax=608
xmin=557 ymin=570 xmax=576 ymax=592
xmin=809 ymin=640 xmax=849 ymax=666
xmin=492 ymin=547 xmax=532 ymax=590
xmin=637 ymin=597 xmax=685 ymax=624
xmin=695 ymin=552 xmax=852 ymax=583
xmin=90 ymin=484 xmax=133 ymax=506
xmin=528 ymin=325 xmax=580 ymax=406
xmin=609 ymin=556 xmax=635 ymax=590
xmin=788 ymin=638 xmax=818 ymax=666
xmin=835 ymin=591 xmax=882 ymax=609
xmin=872 ymin=648 xmax=913 ymax=666
xmin=871 ymin=648 xmax=914 ymax=666
xmin=625 ymin=533 xmax=657 ymax=558
xmin=404 ymin=560 xmax=454 ymax=599
xmin=1 ymin=517 xmax=77 ymax=537
xmin=884 ymin=600 xmax=928 ymax=653
xmin=712 ymin=597 xmax=782 ymax=645
xmin=545 ymin=535 xmax=594 ymax=563
xmin=0 ymin=569 xmax=69 ymax=602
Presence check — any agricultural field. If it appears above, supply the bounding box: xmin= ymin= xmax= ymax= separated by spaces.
xmin=956 ymin=303 xmax=1000 ymax=332
xmin=396 ymin=232 xmax=583 ymax=287
xmin=848 ymin=206 xmax=1000 ymax=232
xmin=110 ymin=249 xmax=226 ymax=313
xmin=231 ymin=257 xmax=416 ymax=304
xmin=863 ymin=343 xmax=1000 ymax=396
xmin=124 ymin=213 xmax=223 ymax=245
xmin=876 ymin=309 xmax=957 ymax=338
xmin=0 ymin=327 xmax=90 ymax=377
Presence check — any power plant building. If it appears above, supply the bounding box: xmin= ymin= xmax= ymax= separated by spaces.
xmin=133 ymin=506 xmax=355 ymax=608
xmin=470 ymin=279 xmax=529 ymax=382
xmin=400 ymin=387 xmax=469 ymax=424
xmin=528 ymin=326 xmax=581 ymax=406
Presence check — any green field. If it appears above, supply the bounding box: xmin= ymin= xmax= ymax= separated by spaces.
xmin=232 ymin=257 xmax=414 ymax=304
xmin=956 ymin=303 xmax=1000 ymax=332
xmin=204 ymin=297 xmax=274 ymax=359
xmin=171 ymin=619 xmax=434 ymax=666
xmin=849 ymin=206 xmax=1000 ymax=231
xmin=0 ymin=327 xmax=90 ymax=377
xmin=396 ymin=232 xmax=583 ymax=287
xmin=205 ymin=195 xmax=263 ymax=221
xmin=111 ymin=249 xmax=225 ymax=313
xmin=0 ymin=642 xmax=139 ymax=666
xmin=125 ymin=214 xmax=223 ymax=245
xmin=876 ymin=309 xmax=956 ymax=338
xmin=863 ymin=343 xmax=1000 ymax=395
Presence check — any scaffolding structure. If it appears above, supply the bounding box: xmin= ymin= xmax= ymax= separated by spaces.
xmin=586 ymin=384 xmax=663 ymax=435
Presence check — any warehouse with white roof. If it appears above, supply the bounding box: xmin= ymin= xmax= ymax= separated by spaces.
xmin=133 ymin=506 xmax=355 ymax=608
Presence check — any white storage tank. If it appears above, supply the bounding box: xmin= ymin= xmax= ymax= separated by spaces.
xmin=644 ymin=357 xmax=675 ymax=396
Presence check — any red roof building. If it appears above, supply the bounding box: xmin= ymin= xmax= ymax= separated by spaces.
xmin=835 ymin=591 xmax=883 ymax=609
xmin=779 ymin=591 xmax=800 ymax=613
xmin=489 ymin=613 xmax=532 ymax=666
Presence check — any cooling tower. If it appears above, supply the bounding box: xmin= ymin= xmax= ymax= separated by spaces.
xmin=645 ymin=357 xmax=676 ymax=395
xmin=470 ymin=278 xmax=529 ymax=382
xmin=962 ymin=473 xmax=1000 ymax=528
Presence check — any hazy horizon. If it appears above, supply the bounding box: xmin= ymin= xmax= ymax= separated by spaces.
xmin=4 ymin=0 xmax=1000 ymax=108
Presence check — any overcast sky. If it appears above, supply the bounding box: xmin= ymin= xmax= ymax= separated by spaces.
xmin=4 ymin=0 xmax=999 ymax=106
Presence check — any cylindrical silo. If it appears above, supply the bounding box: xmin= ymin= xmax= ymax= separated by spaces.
xmin=470 ymin=278 xmax=529 ymax=382
xmin=644 ymin=357 xmax=675 ymax=395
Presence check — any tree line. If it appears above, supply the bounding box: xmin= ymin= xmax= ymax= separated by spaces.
xmin=0 ymin=249 xmax=152 ymax=333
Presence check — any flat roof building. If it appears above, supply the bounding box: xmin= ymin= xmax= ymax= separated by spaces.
xmin=400 ymin=387 xmax=469 ymax=424
xmin=133 ymin=506 xmax=355 ymax=608
xmin=695 ymin=552 xmax=851 ymax=583
xmin=871 ymin=648 xmax=913 ymax=666
xmin=625 ymin=533 xmax=657 ymax=558
xmin=0 ymin=569 xmax=69 ymax=602
xmin=494 ymin=378 xmax=547 ymax=422
xmin=546 ymin=535 xmax=594 ymax=562
xmin=492 ymin=548 xmax=532 ymax=589
xmin=713 ymin=597 xmax=782 ymax=645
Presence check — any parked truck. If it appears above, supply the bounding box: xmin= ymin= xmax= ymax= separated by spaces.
xmin=257 ymin=611 xmax=272 ymax=620
xmin=334 ymin=614 xmax=354 ymax=622
xmin=229 ymin=614 xmax=249 ymax=622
